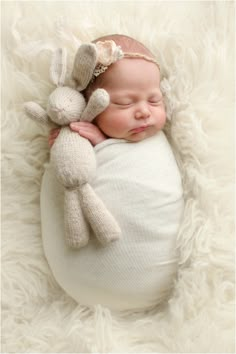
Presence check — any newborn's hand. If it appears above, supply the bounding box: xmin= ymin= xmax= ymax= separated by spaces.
xmin=48 ymin=128 xmax=61 ymax=148
xmin=70 ymin=122 xmax=107 ymax=146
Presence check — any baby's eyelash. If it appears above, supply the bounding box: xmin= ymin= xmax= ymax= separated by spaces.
xmin=114 ymin=102 xmax=132 ymax=106
xmin=148 ymin=97 xmax=162 ymax=104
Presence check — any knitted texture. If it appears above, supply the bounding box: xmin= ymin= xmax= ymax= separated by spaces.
xmin=64 ymin=189 xmax=90 ymax=248
xmin=24 ymin=44 xmax=120 ymax=248
xmin=80 ymin=183 xmax=121 ymax=245
xmin=50 ymin=127 xmax=121 ymax=246
xmin=50 ymin=127 xmax=96 ymax=187
xmin=47 ymin=87 xmax=86 ymax=125
xmin=24 ymin=101 xmax=50 ymax=125
xmin=72 ymin=43 xmax=98 ymax=91
xmin=50 ymin=48 xmax=67 ymax=87
xmin=81 ymin=89 xmax=110 ymax=122
xmin=41 ymin=131 xmax=184 ymax=310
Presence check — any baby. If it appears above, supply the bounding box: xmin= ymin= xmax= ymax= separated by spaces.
xmin=43 ymin=34 xmax=184 ymax=311
xmin=49 ymin=34 xmax=166 ymax=147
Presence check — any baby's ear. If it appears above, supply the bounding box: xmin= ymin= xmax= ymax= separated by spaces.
xmin=24 ymin=102 xmax=51 ymax=126
xmin=72 ymin=43 xmax=98 ymax=91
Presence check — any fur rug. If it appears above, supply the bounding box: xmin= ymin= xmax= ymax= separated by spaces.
xmin=2 ymin=1 xmax=235 ymax=352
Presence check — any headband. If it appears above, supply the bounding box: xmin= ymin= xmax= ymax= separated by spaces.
xmin=92 ymin=40 xmax=160 ymax=81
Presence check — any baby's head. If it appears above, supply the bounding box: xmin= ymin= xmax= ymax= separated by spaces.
xmin=85 ymin=34 xmax=166 ymax=142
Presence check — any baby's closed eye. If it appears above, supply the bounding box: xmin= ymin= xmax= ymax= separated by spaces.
xmin=111 ymin=93 xmax=163 ymax=108
xmin=113 ymin=99 xmax=133 ymax=106
xmin=148 ymin=95 xmax=163 ymax=104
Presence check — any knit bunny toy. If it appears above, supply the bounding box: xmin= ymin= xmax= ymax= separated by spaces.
xmin=24 ymin=44 xmax=121 ymax=248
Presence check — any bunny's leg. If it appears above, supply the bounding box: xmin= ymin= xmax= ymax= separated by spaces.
xmin=64 ymin=189 xmax=90 ymax=248
xmin=80 ymin=183 xmax=121 ymax=246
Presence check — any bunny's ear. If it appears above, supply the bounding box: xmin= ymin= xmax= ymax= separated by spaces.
xmin=24 ymin=102 xmax=51 ymax=126
xmin=72 ymin=43 xmax=98 ymax=91
xmin=50 ymin=48 xmax=67 ymax=87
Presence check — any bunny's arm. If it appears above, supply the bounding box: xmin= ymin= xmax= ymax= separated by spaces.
xmin=81 ymin=89 xmax=110 ymax=122
xmin=24 ymin=101 xmax=51 ymax=127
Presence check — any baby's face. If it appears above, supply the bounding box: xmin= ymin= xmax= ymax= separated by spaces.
xmin=94 ymin=58 xmax=166 ymax=142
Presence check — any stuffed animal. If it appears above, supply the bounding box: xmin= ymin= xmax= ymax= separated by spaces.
xmin=24 ymin=44 xmax=121 ymax=248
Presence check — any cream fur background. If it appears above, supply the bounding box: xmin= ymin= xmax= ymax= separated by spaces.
xmin=1 ymin=1 xmax=235 ymax=353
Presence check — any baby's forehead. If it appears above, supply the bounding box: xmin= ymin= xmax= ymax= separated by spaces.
xmin=104 ymin=59 xmax=160 ymax=86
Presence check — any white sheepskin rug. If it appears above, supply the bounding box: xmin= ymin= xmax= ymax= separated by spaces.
xmin=2 ymin=1 xmax=235 ymax=352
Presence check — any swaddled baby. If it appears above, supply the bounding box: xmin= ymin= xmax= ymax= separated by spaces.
xmin=43 ymin=34 xmax=184 ymax=311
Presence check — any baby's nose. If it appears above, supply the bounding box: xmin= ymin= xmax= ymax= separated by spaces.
xmin=135 ymin=104 xmax=150 ymax=119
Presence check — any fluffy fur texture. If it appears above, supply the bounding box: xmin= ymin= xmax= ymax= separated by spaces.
xmin=2 ymin=1 xmax=235 ymax=352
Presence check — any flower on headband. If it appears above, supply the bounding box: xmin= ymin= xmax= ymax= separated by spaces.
xmin=91 ymin=40 xmax=160 ymax=81
xmin=96 ymin=40 xmax=124 ymax=66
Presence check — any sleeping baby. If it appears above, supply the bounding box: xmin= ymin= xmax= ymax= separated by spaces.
xmin=42 ymin=34 xmax=184 ymax=311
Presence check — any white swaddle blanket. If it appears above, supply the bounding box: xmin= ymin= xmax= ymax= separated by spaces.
xmin=41 ymin=131 xmax=184 ymax=311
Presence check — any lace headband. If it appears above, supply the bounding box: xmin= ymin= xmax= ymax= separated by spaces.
xmin=92 ymin=40 xmax=160 ymax=81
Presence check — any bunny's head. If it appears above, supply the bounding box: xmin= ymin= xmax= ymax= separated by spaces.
xmin=24 ymin=44 xmax=109 ymax=127
xmin=45 ymin=48 xmax=86 ymax=125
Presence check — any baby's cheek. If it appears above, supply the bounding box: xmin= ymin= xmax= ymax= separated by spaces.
xmin=107 ymin=119 xmax=126 ymax=136
xmin=158 ymin=109 xmax=167 ymax=129
xmin=96 ymin=117 xmax=122 ymax=138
